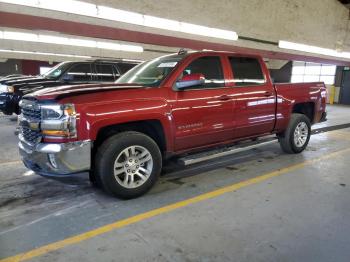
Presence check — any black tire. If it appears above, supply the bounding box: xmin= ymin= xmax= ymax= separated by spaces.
xmin=2 ymin=110 xmax=13 ymax=115
xmin=95 ymin=131 xmax=162 ymax=199
xmin=89 ymin=170 xmax=101 ymax=188
xmin=278 ymin=113 xmax=311 ymax=154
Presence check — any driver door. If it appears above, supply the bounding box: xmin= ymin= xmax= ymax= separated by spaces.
xmin=171 ymin=55 xmax=234 ymax=151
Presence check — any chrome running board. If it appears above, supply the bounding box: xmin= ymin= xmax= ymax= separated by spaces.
xmin=178 ymin=137 xmax=278 ymax=166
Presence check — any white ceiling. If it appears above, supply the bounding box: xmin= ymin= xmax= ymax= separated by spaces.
xmin=0 ymin=0 xmax=349 ymax=63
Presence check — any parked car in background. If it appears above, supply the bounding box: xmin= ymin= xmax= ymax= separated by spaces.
xmin=0 ymin=74 xmax=27 ymax=80
xmin=0 ymin=59 xmax=140 ymax=115
xmin=0 ymin=74 xmax=32 ymax=84
xmin=18 ymin=50 xmax=327 ymax=199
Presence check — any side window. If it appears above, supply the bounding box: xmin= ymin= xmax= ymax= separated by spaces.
xmin=96 ymin=64 xmax=116 ymax=82
xmin=229 ymin=57 xmax=265 ymax=86
xmin=63 ymin=63 xmax=92 ymax=82
xmin=183 ymin=56 xmax=224 ymax=88
xmin=117 ymin=63 xmax=137 ymax=74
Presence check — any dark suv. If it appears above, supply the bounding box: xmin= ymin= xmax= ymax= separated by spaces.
xmin=0 ymin=59 xmax=140 ymax=115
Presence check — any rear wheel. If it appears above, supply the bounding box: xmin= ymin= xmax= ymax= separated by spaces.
xmin=95 ymin=131 xmax=162 ymax=199
xmin=278 ymin=113 xmax=311 ymax=154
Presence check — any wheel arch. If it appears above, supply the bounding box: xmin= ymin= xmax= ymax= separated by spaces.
xmin=292 ymin=102 xmax=315 ymax=123
xmin=93 ymin=119 xmax=167 ymax=157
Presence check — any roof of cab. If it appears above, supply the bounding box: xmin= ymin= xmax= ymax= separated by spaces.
xmin=176 ymin=49 xmax=263 ymax=59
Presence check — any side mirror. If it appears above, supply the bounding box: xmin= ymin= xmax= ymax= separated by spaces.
xmin=175 ymin=73 xmax=205 ymax=90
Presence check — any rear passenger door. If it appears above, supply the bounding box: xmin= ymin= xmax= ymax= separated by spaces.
xmin=228 ymin=56 xmax=276 ymax=139
xmin=95 ymin=63 xmax=120 ymax=82
xmin=172 ymin=55 xmax=235 ymax=151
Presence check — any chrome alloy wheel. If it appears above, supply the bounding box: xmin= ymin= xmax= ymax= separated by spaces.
xmin=293 ymin=122 xmax=309 ymax=147
xmin=113 ymin=145 xmax=153 ymax=189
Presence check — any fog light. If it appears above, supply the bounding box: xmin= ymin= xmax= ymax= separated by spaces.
xmin=48 ymin=153 xmax=58 ymax=169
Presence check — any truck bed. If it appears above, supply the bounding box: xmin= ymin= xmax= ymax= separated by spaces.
xmin=274 ymin=82 xmax=327 ymax=132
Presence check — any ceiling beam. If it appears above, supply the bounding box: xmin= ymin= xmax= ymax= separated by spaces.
xmin=0 ymin=11 xmax=349 ymax=66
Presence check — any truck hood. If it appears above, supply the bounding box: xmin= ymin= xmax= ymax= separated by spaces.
xmin=2 ymin=76 xmax=49 ymax=86
xmin=0 ymin=75 xmax=33 ymax=84
xmin=26 ymin=83 xmax=146 ymax=100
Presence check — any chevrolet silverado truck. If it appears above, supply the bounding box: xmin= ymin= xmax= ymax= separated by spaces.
xmin=18 ymin=50 xmax=327 ymax=199
xmin=0 ymin=59 xmax=140 ymax=115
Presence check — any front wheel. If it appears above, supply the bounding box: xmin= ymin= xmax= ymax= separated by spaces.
xmin=95 ymin=131 xmax=162 ymax=199
xmin=278 ymin=113 xmax=311 ymax=154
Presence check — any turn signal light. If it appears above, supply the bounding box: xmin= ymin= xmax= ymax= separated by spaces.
xmin=42 ymin=130 xmax=71 ymax=137
xmin=64 ymin=105 xmax=75 ymax=116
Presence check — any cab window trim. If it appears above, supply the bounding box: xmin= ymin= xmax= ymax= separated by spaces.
xmin=228 ymin=56 xmax=267 ymax=87
xmin=113 ymin=65 xmax=121 ymax=77
xmin=95 ymin=63 xmax=118 ymax=81
xmin=60 ymin=62 xmax=93 ymax=82
xmin=173 ymin=55 xmax=227 ymax=91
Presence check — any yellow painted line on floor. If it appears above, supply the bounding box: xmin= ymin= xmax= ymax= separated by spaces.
xmin=1 ymin=147 xmax=350 ymax=262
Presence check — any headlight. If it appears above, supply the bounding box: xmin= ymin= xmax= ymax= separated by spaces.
xmin=0 ymin=84 xmax=6 ymax=92
xmin=0 ymin=85 xmax=14 ymax=93
xmin=41 ymin=104 xmax=77 ymax=138
xmin=7 ymin=86 xmax=14 ymax=93
xmin=41 ymin=104 xmax=63 ymax=120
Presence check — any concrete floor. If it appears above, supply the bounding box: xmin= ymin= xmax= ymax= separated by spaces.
xmin=0 ymin=104 xmax=350 ymax=262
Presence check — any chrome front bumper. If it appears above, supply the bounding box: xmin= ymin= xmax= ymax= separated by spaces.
xmin=19 ymin=137 xmax=91 ymax=176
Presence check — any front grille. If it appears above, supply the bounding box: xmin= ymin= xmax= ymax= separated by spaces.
xmin=21 ymin=102 xmax=41 ymax=121
xmin=20 ymin=99 xmax=42 ymax=145
xmin=21 ymin=126 xmax=41 ymax=145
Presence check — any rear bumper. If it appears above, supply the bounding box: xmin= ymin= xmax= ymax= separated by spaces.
xmin=19 ymin=137 xmax=91 ymax=177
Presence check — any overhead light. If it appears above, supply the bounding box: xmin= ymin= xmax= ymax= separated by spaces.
xmin=279 ymin=40 xmax=350 ymax=59
xmin=144 ymin=15 xmax=181 ymax=31
xmin=0 ymin=30 xmax=144 ymax=52
xmin=3 ymin=31 xmax=37 ymax=41
xmin=0 ymin=0 xmax=238 ymax=41
xmin=0 ymin=49 xmax=92 ymax=58
xmin=0 ymin=0 xmax=37 ymax=6
xmin=120 ymin=44 xmax=144 ymax=53
xmin=72 ymin=38 xmax=97 ymax=48
xmin=98 ymin=6 xmax=144 ymax=26
xmin=96 ymin=41 xmax=121 ymax=50
xmin=180 ymin=22 xmax=238 ymax=40
xmin=38 ymin=34 xmax=70 ymax=45
xmin=40 ymin=0 xmax=97 ymax=17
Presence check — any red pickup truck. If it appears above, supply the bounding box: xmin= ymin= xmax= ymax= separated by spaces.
xmin=18 ymin=50 xmax=327 ymax=199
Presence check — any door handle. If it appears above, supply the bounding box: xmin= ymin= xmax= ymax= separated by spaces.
xmin=264 ymin=91 xmax=272 ymax=97
xmin=218 ymin=95 xmax=231 ymax=101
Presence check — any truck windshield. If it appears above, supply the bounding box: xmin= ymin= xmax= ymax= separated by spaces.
xmin=116 ymin=54 xmax=185 ymax=87
xmin=42 ymin=62 xmax=71 ymax=79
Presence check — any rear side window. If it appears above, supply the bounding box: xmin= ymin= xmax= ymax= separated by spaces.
xmin=63 ymin=63 xmax=92 ymax=82
xmin=118 ymin=63 xmax=138 ymax=74
xmin=96 ymin=64 xmax=116 ymax=82
xmin=229 ymin=57 xmax=265 ymax=86
xmin=183 ymin=56 xmax=224 ymax=88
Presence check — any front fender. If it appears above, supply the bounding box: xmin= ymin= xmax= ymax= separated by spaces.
xmin=78 ymin=98 xmax=174 ymax=151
